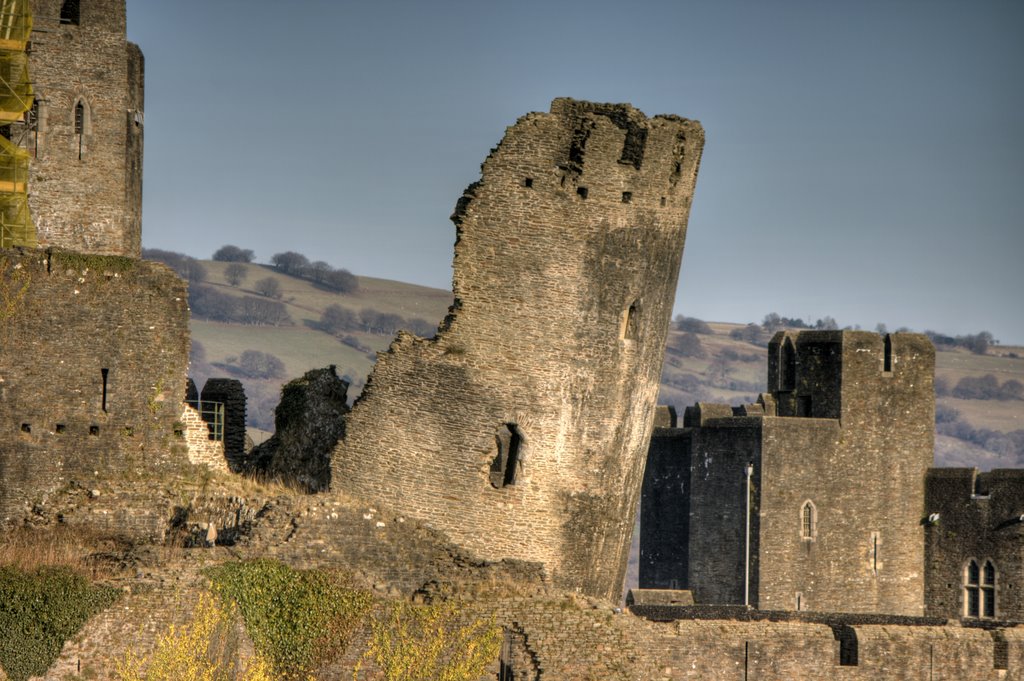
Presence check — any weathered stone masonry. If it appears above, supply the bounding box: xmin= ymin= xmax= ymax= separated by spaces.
xmin=332 ymin=98 xmax=704 ymax=600
xmin=10 ymin=0 xmax=144 ymax=256
xmin=642 ymin=330 xmax=935 ymax=616
xmin=0 ymin=248 xmax=189 ymax=528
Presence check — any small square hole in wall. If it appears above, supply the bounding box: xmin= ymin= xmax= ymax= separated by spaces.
xmin=55 ymin=424 xmax=66 ymax=434
xmin=523 ymin=177 xmax=533 ymax=188
xmin=20 ymin=423 xmax=30 ymax=433
xmin=660 ymin=196 xmax=667 ymax=207
xmin=621 ymin=191 xmax=632 ymax=203
xmin=577 ymin=186 xmax=588 ymax=199
xmin=173 ymin=427 xmax=185 ymax=438
xmin=89 ymin=425 xmax=99 ymax=436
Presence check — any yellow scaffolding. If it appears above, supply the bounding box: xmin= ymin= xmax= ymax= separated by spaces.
xmin=0 ymin=0 xmax=33 ymax=248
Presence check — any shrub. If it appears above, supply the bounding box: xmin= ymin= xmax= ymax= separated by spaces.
xmin=117 ymin=592 xmax=272 ymax=681
xmin=319 ymin=304 xmax=359 ymax=335
xmin=189 ymin=285 xmax=238 ymax=322
xmin=668 ymin=332 xmax=705 ymax=358
xmin=212 ymin=245 xmax=255 ymax=263
xmin=205 ymin=560 xmax=373 ymax=679
xmin=364 ymin=600 xmax=501 ymax=681
xmin=270 ymin=251 xmax=310 ymax=275
xmin=675 ymin=315 xmax=713 ymax=334
xmin=0 ymin=566 xmax=120 ymax=681
xmin=236 ymin=297 xmax=291 ymax=326
xmin=224 ymin=262 xmax=248 ymax=287
xmin=253 ymin=277 xmax=282 ymax=299
xmin=236 ymin=350 xmax=285 ymax=379
xmin=319 ymin=267 xmax=358 ymax=294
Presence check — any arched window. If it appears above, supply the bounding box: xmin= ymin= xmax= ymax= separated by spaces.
xmin=60 ymin=0 xmax=80 ymax=25
xmin=965 ymin=559 xmax=997 ymax=618
xmin=801 ymin=500 xmax=816 ymax=541
xmin=73 ymin=99 xmax=89 ymax=159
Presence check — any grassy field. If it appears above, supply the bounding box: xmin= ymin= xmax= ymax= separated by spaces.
xmin=183 ymin=259 xmax=1023 ymax=469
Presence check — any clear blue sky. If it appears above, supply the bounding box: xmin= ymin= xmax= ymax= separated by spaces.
xmin=128 ymin=0 xmax=1024 ymax=344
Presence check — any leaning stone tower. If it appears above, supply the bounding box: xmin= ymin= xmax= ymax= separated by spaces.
xmin=5 ymin=0 xmax=143 ymax=255
xmin=332 ymin=98 xmax=704 ymax=600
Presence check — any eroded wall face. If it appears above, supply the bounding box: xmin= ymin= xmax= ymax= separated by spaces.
xmin=15 ymin=0 xmax=143 ymax=256
xmin=332 ymin=98 xmax=704 ymax=600
xmin=0 ymin=249 xmax=190 ymax=526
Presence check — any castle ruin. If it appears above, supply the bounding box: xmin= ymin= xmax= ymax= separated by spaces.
xmin=3 ymin=1 xmax=1024 ymax=677
xmin=331 ymin=99 xmax=704 ymax=600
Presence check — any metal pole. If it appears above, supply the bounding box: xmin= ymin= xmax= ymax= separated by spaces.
xmin=744 ymin=462 xmax=753 ymax=607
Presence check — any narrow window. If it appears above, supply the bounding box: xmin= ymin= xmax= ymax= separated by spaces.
xmin=871 ymin=532 xmax=880 ymax=575
xmin=576 ymin=186 xmax=588 ymax=199
xmin=101 ymin=368 xmax=109 ymax=412
xmin=780 ymin=338 xmax=796 ymax=391
xmin=60 ymin=0 xmax=80 ymax=25
xmin=621 ymin=301 xmax=639 ymax=341
xmin=801 ymin=501 xmax=816 ymax=541
xmin=89 ymin=425 xmax=99 ymax=436
xmin=621 ymin=191 xmax=632 ymax=203
xmin=883 ymin=333 xmax=893 ymax=372
xmin=982 ymin=560 xmax=996 ymax=618
xmin=74 ymin=101 xmax=85 ymax=159
xmin=965 ymin=559 xmax=980 ymax=618
xmin=523 ymin=177 xmax=533 ymax=188
xmin=795 ymin=592 xmax=803 ymax=611
xmin=489 ymin=423 xmax=523 ymax=488
xmin=660 ymin=196 xmax=666 ymax=207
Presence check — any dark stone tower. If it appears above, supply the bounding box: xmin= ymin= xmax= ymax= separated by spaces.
xmin=642 ymin=331 xmax=935 ymax=615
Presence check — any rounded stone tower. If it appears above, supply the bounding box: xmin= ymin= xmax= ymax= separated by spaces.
xmin=331 ymin=98 xmax=704 ymax=600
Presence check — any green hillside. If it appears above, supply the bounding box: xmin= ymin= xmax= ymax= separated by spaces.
xmin=177 ymin=257 xmax=1023 ymax=468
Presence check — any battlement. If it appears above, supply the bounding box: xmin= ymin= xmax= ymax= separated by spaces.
xmin=767 ymin=330 xmax=934 ymax=419
xmin=333 ymin=99 xmax=703 ymax=600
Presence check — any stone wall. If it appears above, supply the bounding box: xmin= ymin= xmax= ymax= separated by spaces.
xmin=925 ymin=467 xmax=1024 ymax=621
xmin=641 ymin=331 xmax=935 ymax=616
xmin=0 ymin=248 xmax=190 ymax=526
xmin=10 ymin=0 xmax=143 ymax=256
xmin=331 ymin=98 xmax=704 ymax=601
xmin=179 ymin=403 xmax=227 ymax=472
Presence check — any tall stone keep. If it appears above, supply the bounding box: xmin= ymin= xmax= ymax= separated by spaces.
xmin=332 ymin=98 xmax=704 ymax=600
xmin=9 ymin=0 xmax=143 ymax=255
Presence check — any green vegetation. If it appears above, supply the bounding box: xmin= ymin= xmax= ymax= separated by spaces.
xmin=51 ymin=249 xmax=136 ymax=274
xmin=205 ymin=559 xmax=373 ymax=679
xmin=0 ymin=566 xmax=120 ymax=681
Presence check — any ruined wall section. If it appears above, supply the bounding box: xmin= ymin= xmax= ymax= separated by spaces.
xmin=0 ymin=248 xmax=189 ymax=524
xmin=925 ymin=468 xmax=1024 ymax=621
xmin=13 ymin=0 xmax=143 ymax=256
xmin=332 ymin=99 xmax=704 ymax=600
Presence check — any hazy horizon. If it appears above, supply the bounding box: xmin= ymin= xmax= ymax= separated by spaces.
xmin=127 ymin=0 xmax=1024 ymax=344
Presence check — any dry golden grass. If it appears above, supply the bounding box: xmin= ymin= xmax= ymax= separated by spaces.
xmin=0 ymin=525 xmax=116 ymax=577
